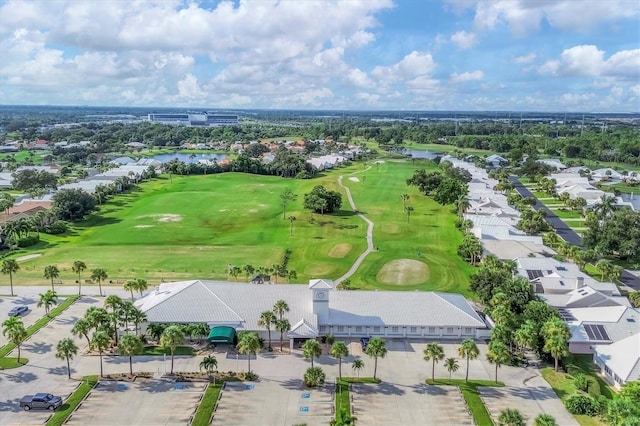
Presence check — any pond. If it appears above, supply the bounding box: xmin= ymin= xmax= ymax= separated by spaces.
xmin=150 ymin=152 xmax=229 ymax=163
xmin=390 ymin=149 xmax=441 ymax=160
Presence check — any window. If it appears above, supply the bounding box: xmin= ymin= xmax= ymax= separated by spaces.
xmin=319 ymin=326 xmax=327 ymax=333
xmin=464 ymin=327 xmax=473 ymax=335
xmin=337 ymin=326 xmax=344 ymax=333
xmin=410 ymin=327 xmax=417 ymax=334
xmin=446 ymin=327 xmax=454 ymax=334
xmin=373 ymin=326 xmax=381 ymax=333
xmin=391 ymin=327 xmax=399 ymax=333
xmin=604 ymin=365 xmax=612 ymax=376
xmin=428 ymin=327 xmax=436 ymax=334
xmin=355 ymin=326 xmax=362 ymax=333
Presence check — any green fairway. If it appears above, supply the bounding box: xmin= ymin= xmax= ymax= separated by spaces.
xmin=10 ymin=161 xmax=473 ymax=295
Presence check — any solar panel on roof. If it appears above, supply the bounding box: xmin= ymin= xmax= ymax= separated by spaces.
xmin=584 ymin=324 xmax=610 ymax=341
xmin=527 ymin=270 xmax=543 ymax=280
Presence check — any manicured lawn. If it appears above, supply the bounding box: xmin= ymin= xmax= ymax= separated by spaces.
xmin=192 ymin=382 xmax=223 ymax=426
xmin=335 ymin=380 xmax=351 ymax=418
xmin=548 ymin=208 xmax=583 ymax=219
xmin=426 ymin=379 xmax=504 ymax=426
xmin=0 ymin=357 xmax=28 ymax=369
xmin=142 ymin=345 xmax=196 ymax=356
xmin=46 ymin=375 xmax=98 ymax=426
xmin=0 ymin=296 xmax=78 ymax=358
xmin=595 ymin=181 xmax=640 ymax=194
xmin=11 ymin=161 xmax=474 ymax=294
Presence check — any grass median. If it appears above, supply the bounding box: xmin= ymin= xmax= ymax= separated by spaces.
xmin=46 ymin=375 xmax=98 ymax=426
xmin=426 ymin=379 xmax=504 ymax=426
xmin=0 ymin=296 xmax=79 ymax=359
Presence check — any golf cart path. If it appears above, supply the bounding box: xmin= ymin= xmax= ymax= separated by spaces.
xmin=335 ymin=175 xmax=374 ymax=285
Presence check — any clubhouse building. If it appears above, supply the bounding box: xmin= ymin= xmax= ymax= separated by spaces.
xmin=135 ymin=279 xmax=489 ymax=349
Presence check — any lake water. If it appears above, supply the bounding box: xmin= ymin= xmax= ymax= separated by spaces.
xmin=150 ymin=153 xmax=229 ymax=163
xmin=391 ymin=149 xmax=441 ymax=159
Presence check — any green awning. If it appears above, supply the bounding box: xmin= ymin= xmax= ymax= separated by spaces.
xmin=207 ymin=326 xmax=236 ymax=343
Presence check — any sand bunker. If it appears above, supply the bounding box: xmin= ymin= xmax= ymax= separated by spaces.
xmin=374 ymin=160 xmax=385 ymax=164
xmin=157 ymin=214 xmax=183 ymax=222
xmin=16 ymin=253 xmax=42 ymax=262
xmin=348 ymin=177 xmax=360 ymax=183
xmin=377 ymin=259 xmax=429 ymax=285
xmin=135 ymin=225 xmax=154 ymax=228
xmin=328 ymin=243 xmax=352 ymax=258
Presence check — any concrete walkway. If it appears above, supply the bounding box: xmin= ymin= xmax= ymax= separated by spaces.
xmin=334 ymin=175 xmax=374 ymax=285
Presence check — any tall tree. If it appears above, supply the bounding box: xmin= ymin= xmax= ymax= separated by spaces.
xmin=124 ymin=280 xmax=136 ymax=301
xmin=1 ymin=259 xmax=20 ymax=296
xmin=242 ymin=264 xmax=255 ymax=282
xmin=37 ymin=289 xmax=58 ymax=317
xmin=275 ymin=318 xmax=290 ymax=352
xmin=56 ymin=338 xmax=79 ymax=379
xmin=541 ymin=317 xmax=570 ymax=372
xmin=258 ymin=311 xmax=277 ymax=351
xmin=43 ymin=265 xmax=60 ymax=291
xmin=288 ymin=216 xmax=296 ymax=236
xmin=365 ymin=337 xmax=387 ymax=380
xmin=401 ymin=193 xmax=409 ymax=209
xmin=458 ymin=339 xmax=480 ymax=382
xmin=71 ymin=317 xmax=92 ymax=348
xmin=200 ymin=355 xmax=218 ymax=383
xmin=486 ymin=339 xmax=510 ymax=383
xmin=280 ymin=188 xmax=298 ymax=219
xmin=91 ymin=330 xmax=111 ymax=378
xmin=423 ymin=342 xmax=445 ymax=382
xmin=119 ymin=334 xmax=143 ymax=376
xmin=444 ymin=357 xmax=459 ymax=379
xmin=331 ymin=341 xmax=349 ymax=380
xmin=72 ymin=260 xmax=87 ymax=296
xmin=2 ymin=316 xmax=27 ymax=363
xmin=160 ymin=325 xmax=185 ymax=375
xmin=302 ymin=339 xmax=322 ymax=368
xmin=90 ymin=268 xmax=108 ymax=297
xmin=404 ymin=206 xmax=414 ymax=224
xmin=104 ymin=295 xmax=123 ymax=345
xmin=237 ymin=332 xmax=262 ymax=373
xmin=352 ymin=359 xmax=364 ymax=380
xmin=273 ymin=299 xmax=289 ymax=321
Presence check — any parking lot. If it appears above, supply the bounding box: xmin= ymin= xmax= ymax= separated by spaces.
xmin=213 ymin=378 xmax=334 ymax=426
xmin=65 ymin=380 xmax=204 ymax=425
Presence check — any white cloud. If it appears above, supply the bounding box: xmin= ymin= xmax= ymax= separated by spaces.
xmin=514 ymin=53 xmax=536 ymax=64
xmin=539 ymin=45 xmax=640 ymax=81
xmin=345 ymin=68 xmax=374 ymax=88
xmin=371 ymin=51 xmax=437 ymax=82
xmin=450 ymin=70 xmax=484 ymax=83
xmin=450 ymin=31 xmax=477 ymax=50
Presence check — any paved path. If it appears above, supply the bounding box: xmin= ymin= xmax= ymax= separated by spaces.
xmin=510 ymin=176 xmax=640 ymax=291
xmin=334 ymin=175 xmax=374 ymax=285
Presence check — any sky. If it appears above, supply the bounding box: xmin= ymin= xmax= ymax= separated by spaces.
xmin=0 ymin=0 xmax=639 ymax=112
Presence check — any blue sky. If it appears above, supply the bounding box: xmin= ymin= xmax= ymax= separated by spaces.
xmin=0 ymin=0 xmax=638 ymax=111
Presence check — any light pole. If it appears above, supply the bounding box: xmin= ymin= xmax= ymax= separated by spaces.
xmin=236 ymin=353 xmax=239 ymax=372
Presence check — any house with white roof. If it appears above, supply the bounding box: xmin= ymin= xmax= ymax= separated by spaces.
xmin=537 ymin=159 xmax=567 ymax=170
xmin=486 ymin=154 xmax=508 ymax=168
xmin=593 ymin=332 xmax=640 ymax=389
xmin=134 ymin=279 xmax=489 ymax=350
xmin=591 ymin=168 xmax=623 ymax=182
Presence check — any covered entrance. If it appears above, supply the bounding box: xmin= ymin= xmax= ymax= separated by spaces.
xmin=207 ymin=326 xmax=237 ymax=345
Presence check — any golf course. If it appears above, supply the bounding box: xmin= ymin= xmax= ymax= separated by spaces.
xmin=9 ymin=159 xmax=475 ymax=296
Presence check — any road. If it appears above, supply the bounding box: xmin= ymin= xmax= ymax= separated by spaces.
xmin=334 ymin=175 xmax=374 ymax=285
xmin=510 ymin=176 xmax=640 ymax=291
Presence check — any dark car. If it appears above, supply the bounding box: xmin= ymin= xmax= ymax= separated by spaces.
xmin=8 ymin=306 xmax=28 ymax=317
xmin=20 ymin=393 xmax=62 ymax=411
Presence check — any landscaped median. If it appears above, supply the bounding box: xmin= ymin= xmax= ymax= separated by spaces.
xmin=425 ymin=379 xmax=504 ymax=426
xmin=191 ymin=382 xmax=223 ymax=426
xmin=0 ymin=295 xmax=79 ymax=367
xmin=46 ymin=375 xmax=98 ymax=426
xmin=334 ymin=377 xmax=381 ymax=425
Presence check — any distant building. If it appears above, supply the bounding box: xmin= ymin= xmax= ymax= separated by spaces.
xmin=148 ymin=112 xmax=239 ymax=127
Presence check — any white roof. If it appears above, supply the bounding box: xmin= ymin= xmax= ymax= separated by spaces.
xmin=481 ymin=240 xmax=555 ymax=260
xmin=309 ymin=279 xmax=333 ymax=289
xmin=594 ymin=333 xmax=640 ymax=382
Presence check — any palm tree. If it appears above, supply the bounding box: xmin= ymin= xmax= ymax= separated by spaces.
xmin=365 ymin=337 xmax=387 ymax=380
xmin=514 ymin=320 xmax=537 ymax=356
xmin=352 ymin=359 xmax=364 ymax=380
xmin=119 ymin=334 xmax=143 ymax=376
xmin=2 ymin=316 xmax=27 ymax=363
xmin=273 ymin=299 xmax=289 ymax=321
xmin=287 ymin=270 xmax=297 ymax=283
xmin=534 ymin=414 xmax=557 ymax=426
xmin=288 ymin=215 xmax=296 ymax=236
xmin=456 ymin=195 xmax=470 ymax=220
xmin=200 ymin=355 xmax=218 ymax=383
xmin=91 ymin=329 xmax=111 ymax=377
xmin=444 ymin=357 xmax=459 ymax=379
xmin=124 ymin=280 xmax=136 ymax=301
xmin=258 ymin=311 xmax=277 ymax=350
xmin=275 ymin=318 xmax=290 ymax=352
xmin=423 ymin=342 xmax=445 ymax=382
xmin=160 ymin=325 xmax=185 ymax=374
xmin=237 ymin=332 xmax=261 ymax=373
xmin=56 ymin=338 xmax=78 ymax=379
xmin=85 ymin=306 xmax=111 ymax=331
xmin=401 ymin=193 xmax=409 ymax=209
xmin=242 ymin=264 xmax=254 ymax=282
xmin=72 ymin=260 xmax=87 ymax=296
xmin=43 ymin=265 xmax=60 ymax=291
xmin=458 ymin=339 xmax=480 ymax=382
xmin=91 ymin=268 xmax=108 ymax=297
xmin=104 ymin=295 xmax=123 ymax=346
xmin=487 ymin=340 xmax=510 ymax=383
xmin=129 ymin=308 xmax=146 ymax=335
xmin=541 ymin=317 xmax=570 ymax=372
xmin=303 ymin=366 xmax=326 ymax=387
xmin=498 ymin=408 xmax=525 ymax=426
xmin=404 ymin=206 xmax=414 ymax=224
xmin=37 ymin=289 xmax=58 ymax=317
xmin=330 ymin=341 xmax=349 ymax=380
xmin=595 ymin=259 xmax=614 ymax=281
xmin=1 ymin=259 xmax=20 ymax=296
xmin=302 ymin=339 xmax=322 ymax=368
xmin=71 ymin=318 xmax=92 ymax=348
xmin=134 ymin=278 xmax=148 ymax=296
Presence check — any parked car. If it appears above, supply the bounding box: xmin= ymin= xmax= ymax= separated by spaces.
xmin=360 ymin=337 xmax=370 ymax=351
xmin=8 ymin=306 xmax=28 ymax=317
xmin=20 ymin=393 xmax=62 ymax=411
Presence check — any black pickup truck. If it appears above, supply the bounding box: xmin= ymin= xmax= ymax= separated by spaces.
xmin=20 ymin=393 xmax=62 ymax=411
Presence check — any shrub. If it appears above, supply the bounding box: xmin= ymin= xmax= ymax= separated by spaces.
xmin=303 ymin=367 xmax=325 ymax=388
xmin=534 ymin=414 xmax=557 ymax=426
xmin=17 ymin=234 xmax=40 ymax=247
xmin=573 ymin=373 xmax=588 ymax=392
xmin=586 ymin=376 xmax=601 ymax=398
xmin=594 ymin=395 xmax=610 ymax=416
xmin=565 ymin=394 xmax=598 ymax=415
xmin=45 ymin=220 xmax=68 ymax=234
xmin=565 ymin=364 xmax=583 ymax=376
